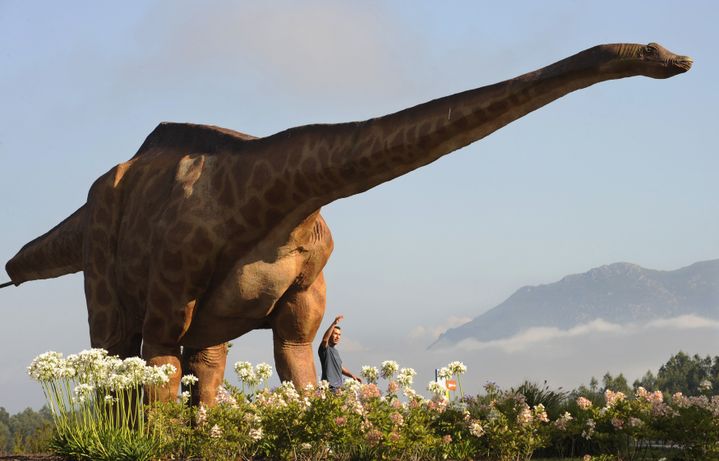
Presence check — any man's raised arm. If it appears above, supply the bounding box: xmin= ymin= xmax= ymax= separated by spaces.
xmin=320 ymin=315 xmax=343 ymax=348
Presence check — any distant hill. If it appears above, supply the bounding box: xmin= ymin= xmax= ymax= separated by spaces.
xmin=431 ymin=259 xmax=719 ymax=348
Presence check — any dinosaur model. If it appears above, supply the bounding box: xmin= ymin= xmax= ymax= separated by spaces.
xmin=3 ymin=43 xmax=692 ymax=405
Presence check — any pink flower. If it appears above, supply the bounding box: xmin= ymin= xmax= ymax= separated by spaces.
xmin=651 ymin=402 xmax=677 ymax=418
xmin=366 ymin=429 xmax=382 ymax=445
xmin=387 ymin=380 xmax=399 ymax=394
xmin=517 ymin=405 xmax=533 ymax=425
xmin=611 ymin=417 xmax=624 ymax=429
xmin=650 ymin=390 xmax=664 ymax=403
xmin=533 ymin=404 xmax=549 ymax=422
xmin=390 ymin=412 xmax=404 ymax=427
xmin=442 ymin=434 xmax=452 ymax=444
xmin=388 ymin=431 xmax=401 ymax=443
xmin=604 ymin=390 xmax=626 ymax=407
xmin=636 ymin=387 xmax=664 ymax=404
xmin=360 ymin=383 xmax=381 ymax=401
xmin=334 ymin=416 xmax=346 ymax=427
xmin=576 ymin=396 xmax=593 ymax=410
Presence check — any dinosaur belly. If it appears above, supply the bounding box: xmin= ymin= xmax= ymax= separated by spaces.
xmin=187 ymin=212 xmax=333 ymax=344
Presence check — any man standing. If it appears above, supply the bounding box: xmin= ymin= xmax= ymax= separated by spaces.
xmin=318 ymin=315 xmax=362 ymax=391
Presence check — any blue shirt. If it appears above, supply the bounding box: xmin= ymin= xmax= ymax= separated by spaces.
xmin=318 ymin=344 xmax=343 ymax=389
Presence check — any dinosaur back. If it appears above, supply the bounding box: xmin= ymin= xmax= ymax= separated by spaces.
xmin=132 ymin=122 xmax=258 ymax=159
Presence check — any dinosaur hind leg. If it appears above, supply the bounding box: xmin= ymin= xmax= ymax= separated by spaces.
xmin=182 ymin=343 xmax=229 ymax=406
xmin=270 ymin=272 xmax=327 ymax=389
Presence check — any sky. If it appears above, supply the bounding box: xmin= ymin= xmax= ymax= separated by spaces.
xmin=0 ymin=1 xmax=717 ymax=412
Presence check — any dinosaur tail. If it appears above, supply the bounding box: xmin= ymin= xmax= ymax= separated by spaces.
xmin=5 ymin=205 xmax=85 ymax=286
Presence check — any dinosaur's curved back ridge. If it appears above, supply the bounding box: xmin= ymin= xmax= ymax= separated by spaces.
xmin=132 ymin=122 xmax=258 ymax=159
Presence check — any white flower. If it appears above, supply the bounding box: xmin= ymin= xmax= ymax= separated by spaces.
xmin=196 ymin=405 xmax=207 ymax=425
xmin=437 ymin=367 xmax=452 ymax=380
xmin=582 ymin=419 xmax=596 ymax=440
xmin=143 ymin=363 xmax=176 ymax=386
xmin=361 ymin=366 xmax=379 ymax=384
xmin=469 ymin=420 xmax=485 ymax=437
xmin=28 ymin=351 xmax=65 ymax=382
xmin=104 ymin=395 xmax=117 ymax=405
xmin=317 ymin=380 xmax=330 ymax=393
xmin=343 ymin=378 xmax=361 ymax=392
xmin=181 ymin=391 xmax=191 ymax=404
xmin=554 ymin=411 xmax=573 ymax=430
xmin=447 ymin=361 xmax=467 ymax=375
xmin=215 ymin=386 xmax=238 ymax=407
xmin=397 ymin=368 xmax=416 ymax=388
xmin=210 ymin=424 xmax=223 ymax=438
xmin=300 ymin=442 xmax=312 ymax=451
xmin=234 ymin=361 xmax=254 ymax=380
xmin=403 ymin=387 xmax=423 ymax=402
xmin=380 ymin=360 xmax=399 ymax=379
xmin=68 ymin=349 xmax=109 ymax=384
xmin=181 ymin=374 xmax=199 ymax=387
xmin=73 ymin=383 xmax=96 ymax=404
xmin=244 ymin=412 xmax=262 ymax=424
xmin=107 ymin=373 xmax=132 ymax=391
xmin=427 ymin=381 xmax=445 ymax=396
xmin=303 ymin=382 xmax=316 ymax=392
xmin=278 ymin=381 xmax=300 ymax=401
xmin=249 ymin=427 xmax=263 ymax=441
xmin=255 ymin=363 xmax=273 ymax=382
xmin=161 ymin=363 xmax=177 ymax=378
xmin=234 ymin=361 xmax=259 ymax=387
xmin=120 ymin=357 xmax=147 ymax=385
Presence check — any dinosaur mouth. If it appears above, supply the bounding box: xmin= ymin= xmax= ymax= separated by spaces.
xmin=673 ymin=56 xmax=693 ymax=72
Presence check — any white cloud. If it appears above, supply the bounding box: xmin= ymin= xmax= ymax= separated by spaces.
xmin=126 ymin=2 xmax=422 ymax=100
xmin=408 ymin=315 xmax=473 ymax=342
xmin=455 ymin=315 xmax=719 ymax=353
xmin=646 ymin=315 xmax=719 ymax=329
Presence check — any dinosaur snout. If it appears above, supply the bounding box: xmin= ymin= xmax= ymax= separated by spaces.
xmin=674 ymin=55 xmax=693 ymax=73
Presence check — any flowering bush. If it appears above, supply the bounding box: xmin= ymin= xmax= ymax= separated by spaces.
xmin=28 ymin=351 xmax=719 ymax=461
xmin=560 ymin=387 xmax=719 ymax=460
xmin=27 ymin=349 xmax=176 ymax=461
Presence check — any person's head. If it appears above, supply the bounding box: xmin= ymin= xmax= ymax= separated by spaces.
xmin=329 ymin=325 xmax=342 ymax=346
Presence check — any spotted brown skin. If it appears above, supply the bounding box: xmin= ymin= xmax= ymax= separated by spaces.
xmin=4 ymin=42 xmax=691 ymax=405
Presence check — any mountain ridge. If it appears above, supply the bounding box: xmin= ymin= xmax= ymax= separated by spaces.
xmin=431 ymin=259 xmax=719 ymax=348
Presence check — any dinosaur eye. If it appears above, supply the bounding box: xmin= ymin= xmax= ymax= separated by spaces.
xmin=642 ymin=45 xmax=657 ymax=58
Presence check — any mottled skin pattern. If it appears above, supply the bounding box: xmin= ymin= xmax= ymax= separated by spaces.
xmin=4 ymin=43 xmax=691 ymax=405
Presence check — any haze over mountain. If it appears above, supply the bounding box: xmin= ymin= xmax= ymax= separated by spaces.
xmin=432 ymin=260 xmax=719 ymax=348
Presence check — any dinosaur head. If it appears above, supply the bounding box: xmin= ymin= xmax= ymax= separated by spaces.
xmin=617 ymin=42 xmax=693 ymax=79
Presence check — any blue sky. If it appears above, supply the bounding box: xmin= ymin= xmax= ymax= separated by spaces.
xmin=1 ymin=1 xmax=717 ymax=411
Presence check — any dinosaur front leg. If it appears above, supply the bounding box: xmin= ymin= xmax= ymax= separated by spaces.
xmin=140 ymin=287 xmax=198 ymax=402
xmin=142 ymin=342 xmax=182 ymax=403
xmin=182 ymin=343 xmax=228 ymax=406
xmin=270 ymin=272 xmax=327 ymax=388
xmin=83 ymin=168 xmax=133 ymax=355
